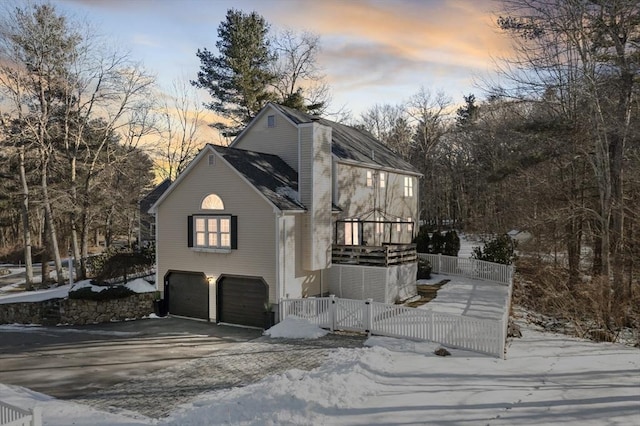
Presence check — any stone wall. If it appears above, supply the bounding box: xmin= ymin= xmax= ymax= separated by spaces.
xmin=0 ymin=293 xmax=154 ymax=325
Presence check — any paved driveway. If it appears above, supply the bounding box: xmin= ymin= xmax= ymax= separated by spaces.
xmin=0 ymin=317 xmax=262 ymax=399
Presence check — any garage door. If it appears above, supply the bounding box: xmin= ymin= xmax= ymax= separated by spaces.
xmin=217 ymin=276 xmax=267 ymax=328
xmin=166 ymin=272 xmax=208 ymax=320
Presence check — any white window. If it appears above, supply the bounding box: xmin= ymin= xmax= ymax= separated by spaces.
xmin=366 ymin=170 xmax=373 ymax=187
xmin=379 ymin=172 xmax=386 ymax=188
xmin=194 ymin=216 xmax=231 ymax=249
xmin=407 ymin=218 xmax=413 ymax=233
xmin=344 ymin=220 xmax=360 ymax=245
xmin=396 ymin=218 xmax=401 ymax=233
xmin=208 ymin=154 xmax=216 ymax=166
xmin=201 ymin=193 xmax=224 ymax=210
xmin=267 ymin=115 xmax=276 ymax=128
xmin=404 ymin=176 xmax=413 ymax=197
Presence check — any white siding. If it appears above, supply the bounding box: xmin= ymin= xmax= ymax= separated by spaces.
xmin=232 ymin=108 xmax=300 ymax=171
xmin=156 ymin=151 xmax=277 ymax=321
xmin=279 ymin=214 xmax=323 ymax=299
xmin=299 ymin=123 xmax=332 ymax=270
xmin=333 ymin=162 xmax=418 ymax=245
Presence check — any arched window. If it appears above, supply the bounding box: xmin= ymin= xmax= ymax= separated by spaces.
xmin=201 ymin=194 xmax=224 ymax=210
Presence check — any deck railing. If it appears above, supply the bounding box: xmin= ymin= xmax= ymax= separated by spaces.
xmin=332 ymin=244 xmax=417 ymax=267
xmin=419 ymin=253 xmax=514 ymax=285
xmin=0 ymin=401 xmax=41 ymax=426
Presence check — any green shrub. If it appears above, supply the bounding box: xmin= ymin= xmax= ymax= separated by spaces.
xmin=91 ymin=247 xmax=155 ymax=284
xmin=471 ymin=234 xmax=517 ymax=265
xmin=417 ymin=258 xmax=432 ymax=279
xmin=68 ymin=285 xmax=135 ymax=301
xmin=430 ymin=230 xmax=444 ymax=254
xmin=413 ymin=225 xmax=430 ymax=253
xmin=442 ymin=230 xmax=461 ymax=256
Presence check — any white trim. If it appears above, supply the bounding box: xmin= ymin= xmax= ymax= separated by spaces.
xmin=190 ymin=247 xmax=232 ymax=254
xmin=230 ymin=103 xmax=299 ymax=147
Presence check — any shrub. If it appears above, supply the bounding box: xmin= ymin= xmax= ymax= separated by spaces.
xmin=68 ymin=285 xmax=135 ymax=301
xmin=442 ymin=230 xmax=461 ymax=256
xmin=471 ymin=234 xmax=517 ymax=265
xmin=413 ymin=225 xmax=430 ymax=253
xmin=417 ymin=258 xmax=432 ymax=279
xmin=90 ymin=246 xmax=155 ymax=284
xmin=430 ymin=230 xmax=444 ymax=254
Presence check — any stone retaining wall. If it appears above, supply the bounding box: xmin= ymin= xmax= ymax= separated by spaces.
xmin=0 ymin=293 xmax=155 ymax=325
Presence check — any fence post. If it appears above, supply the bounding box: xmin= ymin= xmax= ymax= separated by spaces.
xmin=364 ymin=298 xmax=372 ymax=336
xmin=32 ymin=406 xmax=42 ymax=426
xmin=329 ymin=294 xmax=336 ymax=332
xmin=438 ymin=253 xmax=442 ymax=273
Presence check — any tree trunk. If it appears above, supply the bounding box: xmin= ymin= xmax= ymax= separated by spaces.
xmin=40 ymin=150 xmax=65 ymax=285
xmin=18 ymin=145 xmax=34 ymax=289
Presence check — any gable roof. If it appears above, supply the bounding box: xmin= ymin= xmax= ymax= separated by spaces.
xmin=211 ymin=145 xmax=305 ymax=211
xmin=140 ymin=178 xmax=171 ymax=213
xmin=150 ymin=144 xmax=305 ymax=214
xmin=265 ymin=103 xmax=421 ymax=175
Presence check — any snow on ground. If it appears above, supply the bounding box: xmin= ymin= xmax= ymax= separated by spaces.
xmin=263 ymin=315 xmax=329 ymax=339
xmin=1 ymin=320 xmax=638 ymax=426
xmin=0 ymin=278 xmax=155 ymax=305
xmin=418 ymin=274 xmax=509 ymax=321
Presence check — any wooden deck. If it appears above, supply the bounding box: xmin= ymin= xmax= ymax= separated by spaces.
xmin=332 ymin=244 xmax=417 ymax=266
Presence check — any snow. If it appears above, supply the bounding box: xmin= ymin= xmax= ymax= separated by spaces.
xmin=1 ymin=320 xmax=638 ymax=425
xmin=263 ymin=315 xmax=329 ymax=339
xmin=0 ymin=284 xmax=71 ymax=304
xmin=0 ymin=279 xmax=156 ymax=304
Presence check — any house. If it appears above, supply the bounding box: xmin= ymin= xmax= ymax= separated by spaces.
xmin=138 ymin=178 xmax=171 ymax=247
xmin=151 ymin=103 xmax=422 ymax=327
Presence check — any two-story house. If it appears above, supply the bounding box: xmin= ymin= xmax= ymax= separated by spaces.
xmin=151 ymin=103 xmax=421 ymax=328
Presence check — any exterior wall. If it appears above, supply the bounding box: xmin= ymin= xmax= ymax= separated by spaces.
xmin=156 ymin=150 xmax=277 ymax=321
xmin=279 ymin=214 xmax=323 ymax=300
xmin=232 ymin=109 xmax=300 ymax=171
xmin=299 ymin=123 xmax=332 ymax=271
xmin=328 ymin=262 xmax=417 ymax=303
xmin=333 ymin=161 xmax=419 ymax=245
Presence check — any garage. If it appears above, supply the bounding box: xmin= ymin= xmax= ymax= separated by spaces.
xmin=217 ymin=275 xmax=268 ymax=328
xmin=165 ymin=271 xmax=209 ymax=320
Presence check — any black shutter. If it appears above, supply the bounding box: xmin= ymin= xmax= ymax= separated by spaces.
xmin=231 ymin=215 xmax=238 ymax=249
xmin=187 ymin=215 xmax=193 ymax=247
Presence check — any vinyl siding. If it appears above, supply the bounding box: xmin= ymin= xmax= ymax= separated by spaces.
xmin=232 ymin=108 xmax=300 ymax=171
xmin=280 ymin=214 xmax=323 ymax=299
xmin=334 ymin=162 xmax=418 ymax=245
xmin=156 ymin=151 xmax=277 ymax=321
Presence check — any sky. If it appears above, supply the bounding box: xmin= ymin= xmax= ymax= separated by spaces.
xmin=52 ymin=0 xmax=513 ymax=119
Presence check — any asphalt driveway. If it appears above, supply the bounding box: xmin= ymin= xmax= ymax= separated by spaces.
xmin=0 ymin=317 xmax=262 ymax=399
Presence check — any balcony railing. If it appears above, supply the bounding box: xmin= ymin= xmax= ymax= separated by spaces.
xmin=332 ymin=243 xmax=417 ymax=267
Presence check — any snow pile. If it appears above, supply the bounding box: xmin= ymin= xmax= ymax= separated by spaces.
xmin=263 ymin=315 xmax=329 ymax=339
xmin=0 ymin=279 xmax=155 ymax=305
xmin=166 ymin=347 xmax=390 ymax=426
xmin=124 ymin=278 xmax=156 ymax=293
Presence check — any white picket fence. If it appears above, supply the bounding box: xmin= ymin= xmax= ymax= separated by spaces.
xmin=0 ymin=401 xmax=41 ymax=426
xmin=419 ymin=253 xmax=514 ymax=285
xmin=280 ymin=295 xmax=507 ymax=358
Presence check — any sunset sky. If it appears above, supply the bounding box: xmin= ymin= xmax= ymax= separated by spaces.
xmin=54 ymin=0 xmax=512 ymax=119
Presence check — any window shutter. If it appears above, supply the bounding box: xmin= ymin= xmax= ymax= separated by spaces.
xmin=231 ymin=215 xmax=238 ymax=249
xmin=187 ymin=215 xmax=193 ymax=247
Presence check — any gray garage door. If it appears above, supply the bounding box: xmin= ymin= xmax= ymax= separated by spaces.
xmin=217 ymin=276 xmax=267 ymax=328
xmin=166 ymin=272 xmax=208 ymax=320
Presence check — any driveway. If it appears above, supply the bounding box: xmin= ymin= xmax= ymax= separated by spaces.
xmin=0 ymin=317 xmax=262 ymax=399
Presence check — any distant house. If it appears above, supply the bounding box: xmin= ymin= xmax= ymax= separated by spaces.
xmin=139 ymin=178 xmax=171 ymax=246
xmin=151 ymin=103 xmax=422 ymax=327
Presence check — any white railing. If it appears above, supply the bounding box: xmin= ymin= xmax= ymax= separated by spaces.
xmin=419 ymin=253 xmax=514 ymax=285
xmin=280 ymin=295 xmax=506 ymax=358
xmin=0 ymin=401 xmax=41 ymax=426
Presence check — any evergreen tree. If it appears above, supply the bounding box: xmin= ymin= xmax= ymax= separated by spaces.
xmin=192 ymin=9 xmax=277 ymax=135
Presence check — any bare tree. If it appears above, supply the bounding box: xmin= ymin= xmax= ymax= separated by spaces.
xmin=156 ymin=79 xmax=206 ymax=182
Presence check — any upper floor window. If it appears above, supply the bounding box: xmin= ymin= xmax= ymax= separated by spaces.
xmin=407 ymin=218 xmax=413 ymax=233
xmin=366 ymin=170 xmax=373 ymax=187
xmin=379 ymin=172 xmax=386 ymax=188
xmin=201 ymin=193 xmax=224 ymax=210
xmin=404 ymin=177 xmax=414 ymax=197
xmin=344 ymin=219 xmax=361 ymax=246
xmin=188 ymin=215 xmax=237 ymax=250
xmin=267 ymin=114 xmax=276 ymax=128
